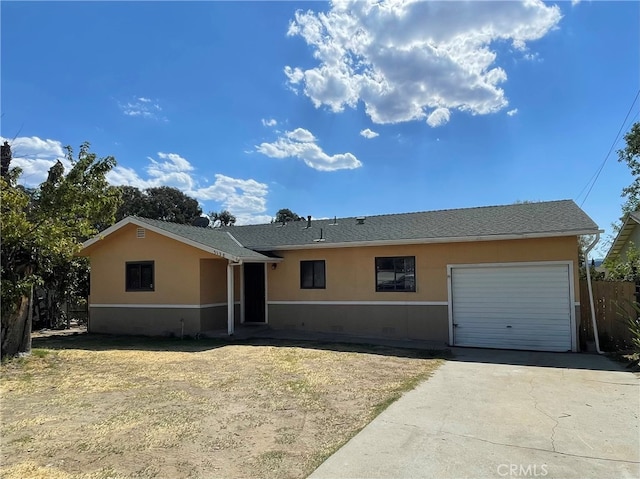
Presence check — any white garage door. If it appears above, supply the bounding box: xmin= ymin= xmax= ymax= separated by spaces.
xmin=451 ymin=263 xmax=573 ymax=352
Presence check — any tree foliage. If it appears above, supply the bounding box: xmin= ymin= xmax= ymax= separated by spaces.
xmin=1 ymin=142 xmax=120 ymax=357
xmin=210 ymin=209 xmax=236 ymax=227
xmin=115 ymin=185 xmax=202 ymax=224
xmin=577 ymin=236 xmax=605 ymax=280
xmin=274 ymin=208 xmax=303 ymax=223
xmin=618 ymin=122 xmax=640 ymax=214
xmin=604 ymin=242 xmax=640 ymax=282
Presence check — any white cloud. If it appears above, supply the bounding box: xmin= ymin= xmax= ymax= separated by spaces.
xmin=150 ymin=152 xmax=194 ymax=174
xmin=107 ymin=153 xmax=270 ymax=225
xmin=194 ymin=174 xmax=271 ymax=225
xmin=118 ymin=96 xmax=167 ymax=121
xmin=286 ymin=128 xmax=316 ymax=143
xmin=256 ymin=127 xmax=362 ymax=171
xmin=285 ymin=0 xmax=561 ymax=126
xmin=507 ymin=108 xmax=519 ymax=116
xmin=523 ymin=52 xmax=541 ymax=62
xmin=360 ymin=128 xmax=379 ymax=139
xmin=571 ymin=0 xmax=581 ymax=6
xmin=2 ymin=136 xmax=270 ymax=224
xmin=261 ymin=118 xmax=278 ymax=127
xmin=0 ymin=136 xmax=69 ymax=186
xmin=426 ymin=108 xmax=451 ymax=127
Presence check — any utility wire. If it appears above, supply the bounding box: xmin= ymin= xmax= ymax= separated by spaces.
xmin=577 ymin=89 xmax=640 ymax=207
xmin=576 ymin=107 xmax=640 ymax=204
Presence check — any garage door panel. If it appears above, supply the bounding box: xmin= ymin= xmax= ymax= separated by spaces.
xmin=455 ymin=323 xmax=569 ymax=337
xmin=451 ymin=264 xmax=572 ymax=352
xmin=454 ymin=339 xmax=569 ymax=352
xmin=453 ymin=302 xmax=571 ymax=312
xmin=452 ymin=309 xmax=570 ymax=319
xmin=454 ymin=321 xmax=572 ymax=331
xmin=453 ymin=287 xmax=570 ymax=298
xmin=454 ymin=317 xmax=572 ymax=326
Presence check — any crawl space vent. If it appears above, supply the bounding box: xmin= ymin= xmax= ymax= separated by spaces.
xmin=136 ymin=227 xmax=146 ymax=239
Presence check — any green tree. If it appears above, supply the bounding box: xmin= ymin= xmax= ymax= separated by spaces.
xmin=618 ymin=122 xmax=640 ymax=214
xmin=274 ymin=208 xmax=303 ymax=223
xmin=115 ymin=185 xmax=147 ymax=220
xmin=1 ymin=142 xmax=120 ymax=358
xmin=604 ymin=242 xmax=640 ymax=282
xmin=115 ymin=185 xmax=202 ymax=224
xmin=210 ymin=209 xmax=236 ymax=227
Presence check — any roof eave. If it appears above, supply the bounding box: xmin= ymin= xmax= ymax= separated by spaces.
xmin=237 ymin=256 xmax=284 ymax=263
xmin=604 ymin=213 xmax=640 ymax=262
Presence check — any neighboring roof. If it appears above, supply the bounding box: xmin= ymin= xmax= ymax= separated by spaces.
xmin=226 ymin=200 xmax=600 ymax=250
xmin=604 ymin=211 xmax=640 ymax=262
xmin=80 ymin=216 xmax=275 ymax=262
xmin=80 ymin=200 xmax=600 ymax=259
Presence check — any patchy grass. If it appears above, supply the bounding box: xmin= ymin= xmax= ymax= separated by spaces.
xmin=1 ymin=335 xmax=446 ymax=479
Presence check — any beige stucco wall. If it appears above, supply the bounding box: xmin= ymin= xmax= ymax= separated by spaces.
xmin=84 ymin=223 xmax=227 ymax=305
xmin=266 ymin=236 xmax=580 ymax=302
xmin=200 ymin=259 xmax=228 ymax=304
xmin=83 ymin=227 xmax=580 ymax=343
xmin=83 ymin=224 xmax=248 ymax=335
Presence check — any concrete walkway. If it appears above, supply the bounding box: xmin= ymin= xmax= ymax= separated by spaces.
xmin=309 ymin=348 xmax=640 ymax=479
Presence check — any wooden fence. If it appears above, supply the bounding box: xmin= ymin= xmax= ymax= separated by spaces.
xmin=579 ymin=280 xmax=636 ymax=350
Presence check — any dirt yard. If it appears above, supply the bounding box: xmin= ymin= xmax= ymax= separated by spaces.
xmin=1 ymin=334 xmax=444 ymax=479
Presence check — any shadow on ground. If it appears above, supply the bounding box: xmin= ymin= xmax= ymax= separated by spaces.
xmin=448 ymin=346 xmax=634 ymax=372
xmin=32 ymin=328 xmax=633 ymax=372
xmin=32 ymin=331 xmax=450 ymax=360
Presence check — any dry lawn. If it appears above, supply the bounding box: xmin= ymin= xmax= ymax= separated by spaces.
xmin=1 ymin=334 xmax=444 ymax=479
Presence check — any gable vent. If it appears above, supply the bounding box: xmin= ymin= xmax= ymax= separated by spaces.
xmin=136 ymin=227 xmax=146 ymax=239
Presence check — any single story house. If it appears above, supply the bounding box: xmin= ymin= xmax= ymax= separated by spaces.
xmin=603 ymin=211 xmax=640 ymax=266
xmin=79 ymin=199 xmax=601 ymax=352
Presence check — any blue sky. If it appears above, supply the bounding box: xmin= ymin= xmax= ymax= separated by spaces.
xmin=1 ymin=1 xmax=638 ymax=256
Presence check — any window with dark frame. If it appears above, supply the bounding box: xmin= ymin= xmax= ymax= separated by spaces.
xmin=126 ymin=261 xmax=154 ymax=291
xmin=375 ymin=256 xmax=416 ymax=292
xmin=300 ymin=260 xmax=326 ymax=289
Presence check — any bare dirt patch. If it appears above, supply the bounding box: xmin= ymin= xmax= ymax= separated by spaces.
xmin=1 ymin=335 xmax=445 ymax=479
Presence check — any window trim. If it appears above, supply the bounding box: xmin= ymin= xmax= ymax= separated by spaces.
xmin=300 ymin=260 xmax=326 ymax=289
xmin=125 ymin=261 xmax=155 ymax=292
xmin=375 ymin=256 xmax=416 ymax=293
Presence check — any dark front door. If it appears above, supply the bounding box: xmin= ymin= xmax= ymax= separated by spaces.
xmin=244 ymin=263 xmax=265 ymax=323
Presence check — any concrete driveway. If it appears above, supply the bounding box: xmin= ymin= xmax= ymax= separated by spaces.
xmin=309 ymin=349 xmax=639 ymax=479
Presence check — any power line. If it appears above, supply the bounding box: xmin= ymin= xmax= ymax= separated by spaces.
xmin=577 ymin=89 xmax=640 ymax=207
xmin=575 ymin=108 xmax=640 ymax=204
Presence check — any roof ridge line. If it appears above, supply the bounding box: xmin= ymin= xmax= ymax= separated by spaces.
xmin=232 ymin=199 xmax=577 ymax=227
xmin=226 ymin=231 xmax=245 ymax=248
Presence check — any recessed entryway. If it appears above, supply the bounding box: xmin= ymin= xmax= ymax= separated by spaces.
xmin=243 ymin=263 xmax=266 ymax=323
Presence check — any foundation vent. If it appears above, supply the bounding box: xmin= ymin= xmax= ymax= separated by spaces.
xmin=136 ymin=227 xmax=146 ymax=239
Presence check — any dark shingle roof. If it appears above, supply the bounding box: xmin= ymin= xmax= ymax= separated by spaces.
xmin=225 ymin=200 xmax=599 ymax=250
xmin=129 ymin=217 xmax=272 ymax=261
xmin=84 ymin=200 xmax=599 ymax=258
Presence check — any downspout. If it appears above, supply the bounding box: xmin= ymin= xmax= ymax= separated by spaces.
xmin=583 ymin=233 xmax=602 ymax=354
